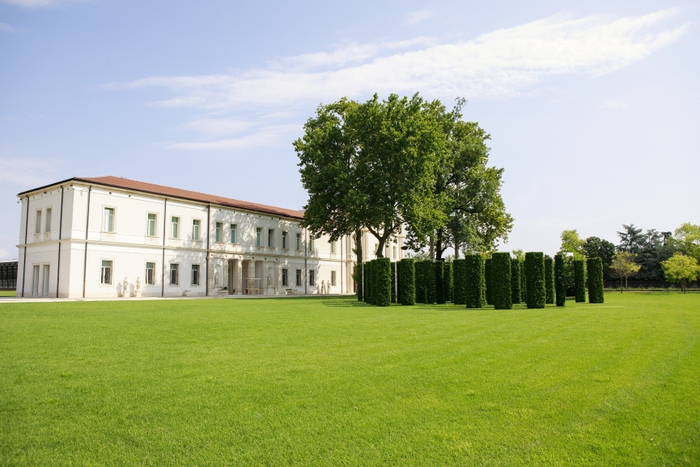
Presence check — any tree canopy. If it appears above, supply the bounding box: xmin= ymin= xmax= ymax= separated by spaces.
xmin=661 ymin=253 xmax=700 ymax=293
xmin=609 ymin=252 xmax=641 ymax=290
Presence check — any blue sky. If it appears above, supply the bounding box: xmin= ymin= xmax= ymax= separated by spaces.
xmin=1 ymin=0 xmax=698 ymax=260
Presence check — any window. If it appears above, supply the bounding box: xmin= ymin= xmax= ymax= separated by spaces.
xmin=101 ymin=260 xmax=113 ymax=284
xmin=330 ymin=241 xmax=336 ymax=254
xmin=268 ymin=229 xmax=274 ymax=247
xmin=192 ymin=220 xmax=200 ymax=240
xmin=145 ymin=262 xmax=156 ymax=285
xmin=282 ymin=268 xmax=288 ymax=287
xmin=296 ymin=233 xmax=301 ymax=250
xmin=32 ymin=265 xmax=39 ymax=296
xmin=171 ymin=217 xmax=180 ymax=238
xmin=309 ymin=236 xmax=315 ymax=250
xmin=215 ymin=222 xmax=223 ymax=242
xmin=309 ymin=270 xmax=315 ymax=287
xmin=230 ymin=224 xmax=237 ymax=243
xmin=147 ymin=213 xmax=157 ymax=237
xmin=45 ymin=208 xmax=52 ymax=233
xmin=282 ymin=231 xmax=288 ymax=249
xmin=191 ymin=264 xmax=200 ymax=286
xmin=393 ymin=246 xmax=397 ymax=259
xmin=35 ymin=210 xmax=41 ymax=234
xmin=170 ymin=264 xmax=179 ymax=285
xmin=256 ymin=227 xmax=262 ymax=246
xmin=104 ymin=208 xmax=115 ymax=232
xmin=42 ymin=265 xmax=50 ymax=296
xmin=331 ymin=271 xmax=336 ymax=286
xmin=296 ymin=269 xmax=302 ymax=287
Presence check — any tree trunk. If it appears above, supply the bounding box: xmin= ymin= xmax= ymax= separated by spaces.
xmin=435 ymin=228 xmax=444 ymax=261
xmin=454 ymin=241 xmax=460 ymax=259
xmin=429 ymin=236 xmax=435 ymax=260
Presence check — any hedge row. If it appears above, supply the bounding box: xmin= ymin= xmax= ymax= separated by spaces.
xmin=398 ymin=258 xmax=415 ymax=305
xmin=453 ymin=259 xmax=467 ymax=305
xmin=435 ymin=261 xmax=445 ymax=304
xmin=554 ymin=254 xmax=566 ymax=307
xmin=363 ymin=258 xmax=391 ymax=306
xmin=511 ymin=259 xmax=522 ymax=304
xmin=491 ymin=252 xmax=512 ymax=309
xmin=544 ymin=255 xmax=555 ymax=305
xmin=465 ymin=254 xmax=485 ymax=308
xmin=525 ymin=252 xmax=546 ymax=309
xmin=443 ymin=262 xmax=453 ymax=304
xmin=574 ymin=259 xmax=587 ymax=303
xmin=520 ymin=260 xmax=527 ymax=301
xmin=484 ymin=258 xmax=494 ymax=305
xmin=587 ymin=257 xmax=605 ymax=303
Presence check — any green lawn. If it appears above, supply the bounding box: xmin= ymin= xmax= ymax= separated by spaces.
xmin=1 ymin=294 xmax=698 ymax=466
xmin=0 ymin=290 xmax=16 ymax=297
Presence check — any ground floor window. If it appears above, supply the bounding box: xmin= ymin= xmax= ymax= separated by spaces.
xmin=331 ymin=270 xmax=336 ymax=287
xmin=145 ymin=262 xmax=155 ymax=285
xmin=295 ymin=269 xmax=302 ymax=287
xmin=309 ymin=270 xmax=315 ymax=287
xmin=101 ymin=260 xmax=113 ymax=285
xmin=282 ymin=268 xmax=288 ymax=287
xmin=191 ymin=264 xmax=200 ymax=286
xmin=170 ymin=264 xmax=179 ymax=285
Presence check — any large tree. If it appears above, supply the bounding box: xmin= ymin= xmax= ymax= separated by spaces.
xmin=661 ymin=253 xmax=700 ymax=293
xmin=582 ymin=236 xmax=616 ymax=281
xmin=558 ymin=230 xmax=585 ymax=259
xmin=670 ymin=222 xmax=700 ymax=262
xmin=616 ymin=224 xmax=646 ymax=254
xmin=609 ymin=252 xmax=641 ymax=291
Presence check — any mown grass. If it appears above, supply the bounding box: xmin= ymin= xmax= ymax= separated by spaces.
xmin=1 ymin=294 xmax=698 ymax=466
xmin=0 ymin=290 xmax=16 ymax=297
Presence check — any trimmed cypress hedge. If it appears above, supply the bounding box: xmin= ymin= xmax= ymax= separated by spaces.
xmin=435 ymin=261 xmax=445 ymax=304
xmin=544 ymin=255 xmax=555 ymax=305
xmin=519 ymin=260 xmax=527 ymax=302
xmin=511 ymin=258 xmax=521 ymax=304
xmin=373 ymin=257 xmax=392 ymax=307
xmin=443 ymin=262 xmax=453 ymax=303
xmin=390 ymin=261 xmax=397 ymax=303
xmin=465 ymin=254 xmax=484 ymax=308
xmin=587 ymin=257 xmax=605 ymax=304
xmin=424 ymin=260 xmax=437 ymax=304
xmin=452 ymin=259 xmax=467 ymax=305
xmin=415 ymin=260 xmax=426 ymax=304
xmin=366 ymin=260 xmax=374 ymax=305
xmin=484 ymin=258 xmax=494 ymax=305
xmin=491 ymin=252 xmax=512 ymax=309
xmin=574 ymin=259 xmax=587 ymax=303
xmin=362 ymin=263 xmax=367 ymax=302
xmin=398 ymin=258 xmax=415 ymax=305
xmin=525 ymin=252 xmax=546 ymax=309
xmin=554 ymin=254 xmax=566 ymax=307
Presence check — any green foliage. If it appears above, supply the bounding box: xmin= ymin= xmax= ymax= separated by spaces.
xmin=465 ymin=254 xmax=485 ymax=308
xmin=587 ymin=258 xmax=605 ymax=303
xmin=415 ymin=260 xmax=427 ymax=304
xmin=373 ymin=258 xmax=392 ymax=307
xmin=390 ymin=261 xmax=397 ymax=303
xmin=484 ymin=258 xmax=493 ymax=305
xmin=554 ymin=254 xmax=566 ymax=307
xmin=510 ymin=258 xmax=521 ymax=304
xmin=583 ymin=237 xmax=616 ymax=281
xmin=452 ymin=259 xmax=467 ymax=305
xmin=544 ymin=255 xmax=555 ymax=305
xmin=511 ymin=249 xmax=525 ymax=261
xmin=525 ymin=252 xmax=546 ymax=309
xmin=491 ymin=252 xmax=512 ymax=310
xmin=574 ymin=260 xmax=587 ymax=303
xmin=519 ymin=260 xmax=527 ymax=301
xmin=424 ymin=261 xmax=437 ymax=304
xmin=435 ymin=261 xmax=446 ymax=304
xmin=443 ymin=261 xmax=453 ymax=303
xmin=398 ymin=258 xmax=416 ymax=305
xmin=362 ymin=263 xmax=367 ymax=302
xmin=616 ymin=224 xmax=646 ymax=254
xmin=671 ymin=223 xmax=700 ymax=262
xmin=559 ymin=230 xmax=585 ymax=259
xmin=662 ymin=253 xmax=700 ymax=293
xmin=610 ymin=252 xmax=641 ymax=290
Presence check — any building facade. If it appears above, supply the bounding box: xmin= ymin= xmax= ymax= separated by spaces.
xmin=16 ymin=176 xmax=404 ymax=298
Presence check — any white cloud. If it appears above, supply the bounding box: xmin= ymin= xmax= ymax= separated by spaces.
xmin=0 ymin=0 xmax=86 ymax=8
xmin=600 ymin=98 xmax=628 ymax=109
xmin=404 ymin=9 xmax=433 ymax=26
xmin=165 ymin=124 xmax=299 ymax=152
xmin=180 ymin=118 xmax=255 ymax=138
xmin=0 ymin=157 xmax=62 ymax=187
xmin=126 ymin=9 xmax=688 ymax=111
xmin=0 ymin=22 xmax=16 ymax=32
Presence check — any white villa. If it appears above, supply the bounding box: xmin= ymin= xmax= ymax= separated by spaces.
xmin=16 ymin=176 xmax=405 ymax=299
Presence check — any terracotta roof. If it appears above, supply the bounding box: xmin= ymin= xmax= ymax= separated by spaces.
xmin=21 ymin=176 xmax=305 ymax=220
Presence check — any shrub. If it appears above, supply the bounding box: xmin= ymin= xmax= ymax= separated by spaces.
xmin=554 ymin=254 xmax=566 ymax=307
xmin=519 ymin=260 xmax=527 ymax=301
xmin=415 ymin=260 xmax=426 ymax=304
xmin=443 ymin=262 xmax=453 ymax=303
xmin=452 ymin=259 xmax=467 ymax=305
xmin=424 ymin=261 xmax=437 ymax=304
xmin=398 ymin=258 xmax=415 ymax=306
xmin=465 ymin=254 xmax=485 ymax=309
xmin=511 ymin=258 xmax=521 ymax=304
xmin=365 ymin=260 xmax=374 ymax=305
xmin=390 ymin=261 xmax=397 ymax=303
xmin=587 ymin=257 xmax=605 ymax=304
xmin=574 ymin=259 xmax=587 ymax=303
xmin=544 ymin=255 xmax=555 ymax=304
xmin=435 ymin=261 xmax=446 ymax=304
xmin=491 ymin=252 xmax=512 ymax=309
xmin=374 ymin=258 xmax=392 ymax=307
xmin=362 ymin=263 xmax=367 ymax=302
xmin=525 ymin=252 xmax=546 ymax=309
xmin=485 ymin=258 xmax=494 ymax=305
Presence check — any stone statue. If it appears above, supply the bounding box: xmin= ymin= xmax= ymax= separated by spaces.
xmin=123 ymin=277 xmax=129 ymax=297
xmin=214 ymin=270 xmax=219 ymax=286
xmin=135 ymin=277 xmax=141 ymax=297
xmin=321 ymin=280 xmax=326 ymax=294
xmin=267 ymin=274 xmax=273 ymax=287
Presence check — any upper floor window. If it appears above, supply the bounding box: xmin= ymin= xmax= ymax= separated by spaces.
xmin=215 ymin=222 xmax=223 ymax=242
xmin=309 ymin=236 xmax=315 ymax=251
xmin=230 ymin=224 xmax=237 ymax=243
xmin=45 ymin=208 xmax=52 ymax=233
xmin=330 ymin=241 xmax=336 ymax=254
xmin=268 ymin=229 xmax=275 ymax=247
xmin=171 ymin=217 xmax=180 ymax=239
xmin=256 ymin=227 xmax=262 ymax=246
xmin=393 ymin=246 xmax=397 ymax=259
xmin=282 ymin=231 xmax=288 ymax=249
xmin=296 ymin=233 xmax=301 ymax=250
xmin=147 ymin=213 xmax=157 ymax=237
xmin=35 ymin=210 xmax=42 ymax=234
xmin=192 ymin=220 xmax=201 ymax=241
xmin=104 ymin=208 xmax=115 ymax=232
